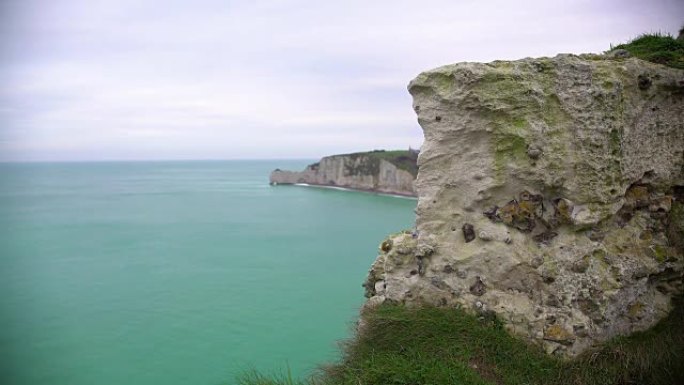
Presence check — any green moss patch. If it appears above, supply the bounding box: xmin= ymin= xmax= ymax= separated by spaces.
xmin=492 ymin=133 xmax=528 ymax=180
xmin=668 ymin=200 xmax=684 ymax=252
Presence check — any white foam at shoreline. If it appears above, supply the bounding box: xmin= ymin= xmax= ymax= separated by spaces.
xmin=286 ymin=183 xmax=417 ymax=199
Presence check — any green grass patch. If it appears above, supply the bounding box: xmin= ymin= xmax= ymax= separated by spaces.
xmin=241 ymin=297 xmax=684 ymax=385
xmin=610 ymin=32 xmax=684 ymax=69
xmin=237 ymin=367 xmax=300 ymax=385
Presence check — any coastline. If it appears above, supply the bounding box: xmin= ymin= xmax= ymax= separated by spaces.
xmin=268 ymin=150 xmax=418 ymax=198
xmin=271 ymin=182 xmax=418 ymax=199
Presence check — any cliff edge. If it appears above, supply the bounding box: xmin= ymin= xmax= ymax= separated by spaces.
xmin=269 ymin=150 xmax=418 ymax=196
xmin=363 ymin=54 xmax=684 ymax=357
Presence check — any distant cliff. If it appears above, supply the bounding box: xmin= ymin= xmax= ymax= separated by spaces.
xmin=269 ymin=150 xmax=418 ymax=196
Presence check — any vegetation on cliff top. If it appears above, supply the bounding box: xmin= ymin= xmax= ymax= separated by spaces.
xmin=610 ymin=31 xmax=684 ymax=69
xmin=239 ymin=298 xmax=684 ymax=385
xmin=309 ymin=150 xmax=419 ymax=177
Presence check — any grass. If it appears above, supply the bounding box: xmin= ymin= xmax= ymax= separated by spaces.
xmin=237 ymin=367 xmax=299 ymax=385
xmin=610 ymin=32 xmax=684 ymax=69
xmin=241 ymin=297 xmax=684 ymax=385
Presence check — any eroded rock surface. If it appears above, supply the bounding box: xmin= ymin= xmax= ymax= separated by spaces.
xmin=363 ymin=54 xmax=684 ymax=356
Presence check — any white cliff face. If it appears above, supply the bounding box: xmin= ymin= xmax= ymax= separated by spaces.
xmin=363 ymin=54 xmax=684 ymax=357
xmin=270 ymin=153 xmax=416 ymax=196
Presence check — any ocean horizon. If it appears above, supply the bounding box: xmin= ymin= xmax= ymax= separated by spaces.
xmin=0 ymin=160 xmax=416 ymax=385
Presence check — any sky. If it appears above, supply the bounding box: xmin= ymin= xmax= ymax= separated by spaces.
xmin=0 ymin=0 xmax=682 ymax=161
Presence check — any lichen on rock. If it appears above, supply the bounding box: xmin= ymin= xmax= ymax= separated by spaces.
xmin=363 ymin=54 xmax=684 ymax=357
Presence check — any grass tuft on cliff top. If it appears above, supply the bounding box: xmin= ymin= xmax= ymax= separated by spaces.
xmin=240 ymin=297 xmax=684 ymax=385
xmin=610 ymin=32 xmax=684 ymax=69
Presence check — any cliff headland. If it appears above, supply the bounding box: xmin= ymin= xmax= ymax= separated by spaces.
xmin=269 ymin=149 xmax=418 ymax=197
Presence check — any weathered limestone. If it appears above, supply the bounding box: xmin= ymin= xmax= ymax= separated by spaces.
xmin=270 ymin=151 xmax=417 ymax=196
xmin=363 ymin=54 xmax=684 ymax=357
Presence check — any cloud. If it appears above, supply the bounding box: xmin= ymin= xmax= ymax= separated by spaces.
xmin=1 ymin=0 xmax=683 ymax=160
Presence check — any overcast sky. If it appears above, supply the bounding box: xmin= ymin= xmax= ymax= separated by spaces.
xmin=1 ymin=0 xmax=682 ymax=161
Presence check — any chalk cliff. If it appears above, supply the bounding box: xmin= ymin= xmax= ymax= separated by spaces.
xmin=269 ymin=150 xmax=417 ymax=196
xmin=363 ymin=54 xmax=684 ymax=356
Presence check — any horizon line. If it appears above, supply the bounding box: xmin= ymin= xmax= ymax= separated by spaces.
xmin=0 ymin=157 xmax=322 ymax=164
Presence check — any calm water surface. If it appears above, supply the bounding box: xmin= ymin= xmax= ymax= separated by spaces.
xmin=0 ymin=160 xmax=416 ymax=385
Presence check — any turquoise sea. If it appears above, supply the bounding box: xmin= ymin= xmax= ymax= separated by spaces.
xmin=0 ymin=160 xmax=416 ymax=385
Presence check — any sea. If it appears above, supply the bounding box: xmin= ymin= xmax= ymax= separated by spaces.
xmin=0 ymin=160 xmax=417 ymax=385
